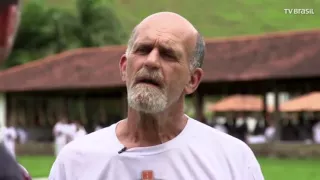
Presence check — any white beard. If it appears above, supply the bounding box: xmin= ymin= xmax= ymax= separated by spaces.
xmin=128 ymin=83 xmax=168 ymax=114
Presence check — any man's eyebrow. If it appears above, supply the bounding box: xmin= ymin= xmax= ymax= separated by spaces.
xmin=133 ymin=42 xmax=152 ymax=48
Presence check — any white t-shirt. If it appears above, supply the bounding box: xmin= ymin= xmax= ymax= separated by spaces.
xmin=214 ymin=124 xmax=227 ymax=134
xmin=69 ymin=123 xmax=77 ymax=134
xmin=73 ymin=128 xmax=87 ymax=140
xmin=95 ymin=125 xmax=103 ymax=131
xmin=247 ymin=135 xmax=266 ymax=144
xmin=3 ymin=127 xmax=17 ymax=144
xmin=264 ymin=126 xmax=276 ymax=141
xmin=2 ymin=127 xmax=17 ymax=156
xmin=65 ymin=123 xmax=78 ymax=142
xmin=53 ymin=123 xmax=69 ymax=145
xmin=16 ymin=128 xmax=28 ymax=144
xmin=49 ymin=117 xmax=264 ymax=180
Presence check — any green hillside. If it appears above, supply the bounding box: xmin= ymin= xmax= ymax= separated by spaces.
xmin=45 ymin=0 xmax=320 ymax=38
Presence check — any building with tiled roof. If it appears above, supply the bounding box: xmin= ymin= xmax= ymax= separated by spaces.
xmin=0 ymin=29 xmax=319 ymax=135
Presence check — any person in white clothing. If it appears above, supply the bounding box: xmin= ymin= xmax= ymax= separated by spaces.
xmin=312 ymin=121 xmax=320 ymax=144
xmin=68 ymin=121 xmax=77 ymax=134
xmin=53 ymin=118 xmax=69 ymax=156
xmin=74 ymin=127 xmax=86 ymax=139
xmin=94 ymin=123 xmax=103 ymax=131
xmin=213 ymin=117 xmax=228 ymax=133
xmin=64 ymin=121 xmax=77 ymax=143
xmin=16 ymin=127 xmax=28 ymax=144
xmin=49 ymin=12 xmax=264 ymax=180
xmin=265 ymin=121 xmax=276 ymax=142
xmin=2 ymin=125 xmax=17 ymax=158
xmin=73 ymin=122 xmax=87 ymax=140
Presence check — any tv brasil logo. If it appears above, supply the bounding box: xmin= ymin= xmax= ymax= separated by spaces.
xmin=284 ymin=8 xmax=315 ymax=15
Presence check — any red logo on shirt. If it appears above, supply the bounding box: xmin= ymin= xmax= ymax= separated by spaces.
xmin=141 ymin=170 xmax=154 ymax=180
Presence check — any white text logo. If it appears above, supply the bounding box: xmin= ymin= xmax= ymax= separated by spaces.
xmin=284 ymin=9 xmax=315 ymax=15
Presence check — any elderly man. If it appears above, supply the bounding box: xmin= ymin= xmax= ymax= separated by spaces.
xmin=0 ymin=0 xmax=31 ymax=179
xmin=49 ymin=12 xmax=264 ymax=180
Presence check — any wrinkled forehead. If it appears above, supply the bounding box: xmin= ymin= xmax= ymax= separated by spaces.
xmin=135 ymin=27 xmax=183 ymax=47
xmin=133 ymin=24 xmax=196 ymax=56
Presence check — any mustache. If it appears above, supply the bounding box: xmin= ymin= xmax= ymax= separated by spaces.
xmin=133 ymin=68 xmax=164 ymax=86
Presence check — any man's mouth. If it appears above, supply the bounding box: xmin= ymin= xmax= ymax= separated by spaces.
xmin=135 ymin=77 xmax=162 ymax=88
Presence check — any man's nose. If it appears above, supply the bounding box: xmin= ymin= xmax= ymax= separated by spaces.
xmin=143 ymin=49 xmax=161 ymax=69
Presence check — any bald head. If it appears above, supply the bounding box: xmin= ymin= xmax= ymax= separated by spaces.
xmin=126 ymin=12 xmax=205 ymax=69
xmin=138 ymin=12 xmax=197 ymax=35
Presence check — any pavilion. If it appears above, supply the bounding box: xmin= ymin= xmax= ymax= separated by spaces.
xmin=0 ymin=28 xmax=319 ymax=135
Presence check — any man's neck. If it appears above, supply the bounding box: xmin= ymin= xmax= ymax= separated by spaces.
xmin=117 ymin=101 xmax=188 ymax=148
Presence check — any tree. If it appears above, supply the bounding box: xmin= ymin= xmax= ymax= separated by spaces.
xmin=75 ymin=0 xmax=127 ymax=47
xmin=4 ymin=0 xmax=59 ymax=68
xmin=3 ymin=0 xmax=127 ymax=68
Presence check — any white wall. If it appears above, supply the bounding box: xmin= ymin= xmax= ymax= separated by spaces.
xmin=0 ymin=93 xmax=6 ymax=127
xmin=266 ymin=92 xmax=290 ymax=107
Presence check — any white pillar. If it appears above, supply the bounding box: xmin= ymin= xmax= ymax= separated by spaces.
xmin=0 ymin=93 xmax=6 ymax=142
xmin=266 ymin=91 xmax=290 ymax=107
xmin=0 ymin=93 xmax=6 ymax=128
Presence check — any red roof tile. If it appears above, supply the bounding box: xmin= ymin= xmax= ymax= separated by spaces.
xmin=280 ymin=92 xmax=320 ymax=112
xmin=207 ymin=95 xmax=265 ymax=112
xmin=202 ymin=28 xmax=320 ymax=83
xmin=0 ymin=29 xmax=319 ymax=92
xmin=0 ymin=45 xmax=127 ymax=91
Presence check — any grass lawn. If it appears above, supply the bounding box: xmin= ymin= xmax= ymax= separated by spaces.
xmin=259 ymin=158 xmax=320 ymax=180
xmin=17 ymin=156 xmax=56 ymax=178
xmin=17 ymin=156 xmax=320 ymax=179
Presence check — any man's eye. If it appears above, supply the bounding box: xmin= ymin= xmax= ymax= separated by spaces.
xmin=163 ymin=53 xmax=174 ymax=58
xmin=136 ymin=47 xmax=150 ymax=54
xmin=161 ymin=52 xmax=176 ymax=60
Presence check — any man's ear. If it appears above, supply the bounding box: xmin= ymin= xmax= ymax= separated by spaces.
xmin=0 ymin=4 xmax=19 ymax=62
xmin=184 ymin=68 xmax=204 ymax=95
xmin=119 ymin=54 xmax=127 ymax=82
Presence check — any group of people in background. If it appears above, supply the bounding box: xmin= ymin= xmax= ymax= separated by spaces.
xmin=0 ymin=117 xmax=89 ymax=158
xmin=211 ymin=113 xmax=320 ymax=144
xmin=53 ymin=118 xmax=87 ymax=156
xmin=211 ymin=115 xmax=271 ymax=143
xmin=0 ymin=115 xmax=118 ymax=158
xmin=5 ymin=112 xmax=320 ymax=158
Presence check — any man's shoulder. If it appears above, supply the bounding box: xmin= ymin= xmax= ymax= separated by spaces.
xmin=190 ymin=119 xmax=260 ymax=171
xmin=58 ymin=123 xmax=122 ymax=158
xmin=190 ymin=119 xmax=252 ymax=152
xmin=49 ymin=123 xmax=124 ymax=179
